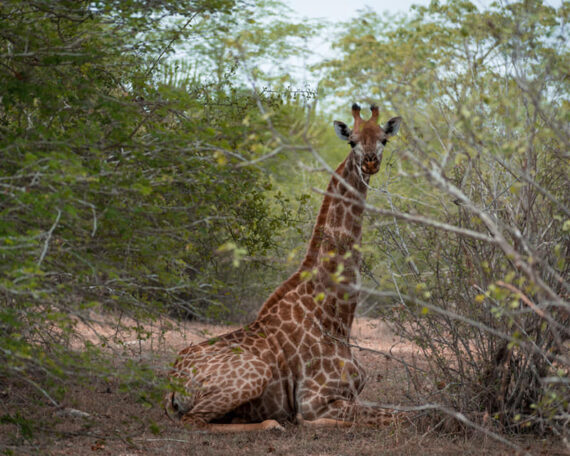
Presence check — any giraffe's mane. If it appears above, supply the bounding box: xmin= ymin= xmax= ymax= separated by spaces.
xmin=256 ymin=157 xmax=348 ymax=314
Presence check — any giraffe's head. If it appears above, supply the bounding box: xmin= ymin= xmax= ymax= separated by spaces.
xmin=333 ymin=104 xmax=402 ymax=175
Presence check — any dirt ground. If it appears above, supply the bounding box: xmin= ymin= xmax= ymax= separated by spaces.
xmin=0 ymin=316 xmax=566 ymax=456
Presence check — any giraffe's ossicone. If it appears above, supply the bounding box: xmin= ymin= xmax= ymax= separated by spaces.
xmin=165 ymin=104 xmax=402 ymax=432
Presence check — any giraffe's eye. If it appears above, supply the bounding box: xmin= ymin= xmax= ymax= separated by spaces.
xmin=381 ymin=139 xmax=388 ymax=146
xmin=349 ymin=141 xmax=356 ymax=148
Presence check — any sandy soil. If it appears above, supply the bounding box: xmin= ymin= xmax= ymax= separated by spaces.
xmin=0 ymin=316 xmax=565 ymax=456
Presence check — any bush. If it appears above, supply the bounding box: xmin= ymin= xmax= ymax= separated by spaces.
xmin=0 ymin=0 xmax=299 ymax=396
xmin=323 ymin=0 xmax=569 ymax=438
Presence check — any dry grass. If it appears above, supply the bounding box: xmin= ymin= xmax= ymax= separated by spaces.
xmin=0 ymin=317 xmax=565 ymax=456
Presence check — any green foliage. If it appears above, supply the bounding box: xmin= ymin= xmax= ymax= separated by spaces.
xmin=0 ymin=0 xmax=305 ymax=399
xmin=178 ymin=0 xmax=320 ymax=86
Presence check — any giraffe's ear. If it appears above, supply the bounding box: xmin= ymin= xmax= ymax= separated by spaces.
xmin=333 ymin=121 xmax=351 ymax=141
xmin=383 ymin=117 xmax=402 ymax=137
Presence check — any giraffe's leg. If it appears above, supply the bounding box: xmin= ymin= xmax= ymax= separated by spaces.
xmin=296 ymin=413 xmax=354 ymax=428
xmin=179 ymin=405 xmax=285 ymax=433
xmin=196 ymin=420 xmax=285 ymax=433
xmin=171 ymin=351 xmax=281 ymax=432
xmin=299 ymin=398 xmax=402 ymax=428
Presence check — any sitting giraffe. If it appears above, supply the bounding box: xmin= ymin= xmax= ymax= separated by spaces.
xmin=165 ymin=103 xmax=402 ymax=432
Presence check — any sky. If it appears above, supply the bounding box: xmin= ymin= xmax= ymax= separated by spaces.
xmin=283 ymin=0 xmax=562 ymax=21
xmin=284 ymin=0 xmax=432 ymax=21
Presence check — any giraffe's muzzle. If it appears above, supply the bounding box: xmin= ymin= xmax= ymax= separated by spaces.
xmin=361 ymin=155 xmax=381 ymax=175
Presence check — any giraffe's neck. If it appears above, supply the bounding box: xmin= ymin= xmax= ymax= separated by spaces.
xmin=255 ymin=158 xmax=349 ymax=313
xmin=313 ymin=153 xmax=369 ymax=339
xmin=257 ymin=152 xmax=370 ymax=340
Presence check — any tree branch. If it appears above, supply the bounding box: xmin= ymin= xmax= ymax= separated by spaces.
xmin=37 ymin=208 xmax=62 ymax=267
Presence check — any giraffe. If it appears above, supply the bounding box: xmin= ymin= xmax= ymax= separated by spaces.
xmin=165 ymin=103 xmax=402 ymax=432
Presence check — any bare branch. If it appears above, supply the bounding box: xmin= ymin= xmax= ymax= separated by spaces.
xmin=236 ymin=144 xmax=311 ymax=168
xmin=37 ymin=208 xmax=62 ymax=267
xmin=75 ymin=199 xmax=97 ymax=237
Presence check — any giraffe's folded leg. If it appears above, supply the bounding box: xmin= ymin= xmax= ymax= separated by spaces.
xmin=180 ymin=413 xmax=284 ymax=433
xmin=199 ymin=420 xmax=285 ymax=433
xmin=300 ymin=399 xmax=402 ymax=428
xmin=296 ymin=413 xmax=354 ymax=428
